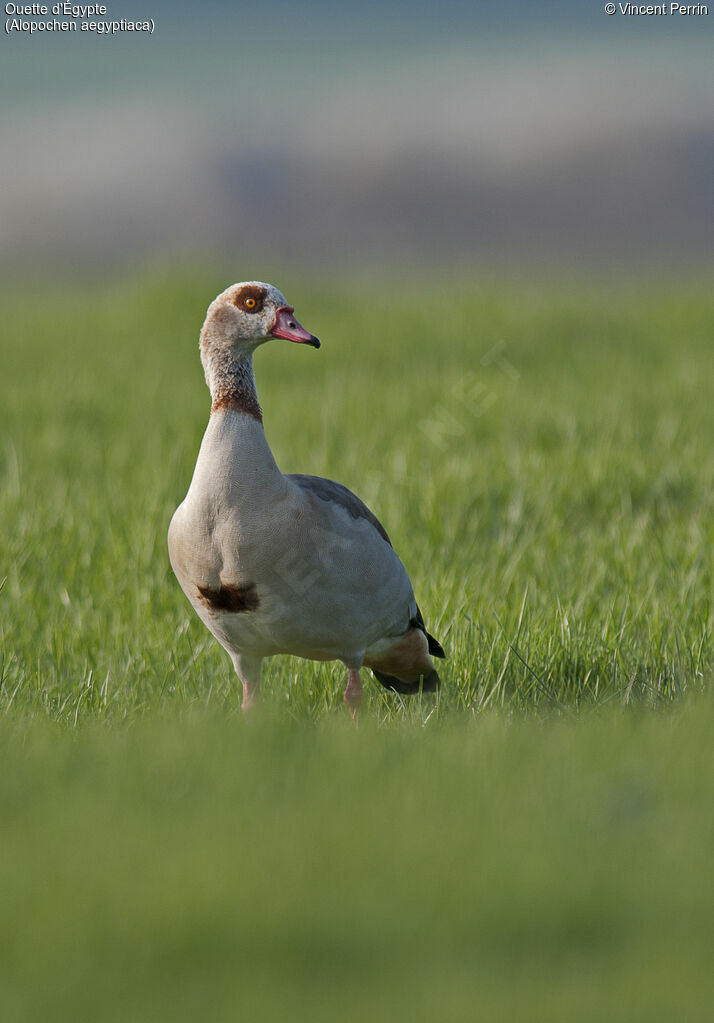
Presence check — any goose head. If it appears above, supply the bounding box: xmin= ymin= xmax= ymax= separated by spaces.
xmin=200 ymin=281 xmax=320 ymax=367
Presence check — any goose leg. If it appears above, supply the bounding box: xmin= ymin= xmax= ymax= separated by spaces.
xmin=344 ymin=668 xmax=363 ymax=722
xmin=232 ymin=653 xmax=263 ymax=712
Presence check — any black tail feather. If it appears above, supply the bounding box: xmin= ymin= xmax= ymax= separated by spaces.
xmin=426 ymin=631 xmax=445 ymax=659
xmin=371 ymin=667 xmax=441 ymax=696
xmin=411 ymin=610 xmax=445 ymax=659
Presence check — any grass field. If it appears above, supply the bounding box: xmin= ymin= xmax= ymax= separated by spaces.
xmin=1 ymin=272 xmax=712 ymax=1019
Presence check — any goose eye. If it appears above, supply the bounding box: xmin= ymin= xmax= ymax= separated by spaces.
xmin=245 ymin=298 xmax=257 ymax=310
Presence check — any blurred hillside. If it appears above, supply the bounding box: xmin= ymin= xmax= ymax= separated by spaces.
xmin=1 ymin=0 xmax=712 ymax=278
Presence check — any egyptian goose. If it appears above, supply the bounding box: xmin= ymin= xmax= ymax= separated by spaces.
xmin=168 ymin=282 xmax=444 ymax=716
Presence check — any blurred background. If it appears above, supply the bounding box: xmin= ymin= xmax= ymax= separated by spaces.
xmin=2 ymin=0 xmax=712 ymax=282
xmin=2 ymin=12 xmax=713 ymax=1019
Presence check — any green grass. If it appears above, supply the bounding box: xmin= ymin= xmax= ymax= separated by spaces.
xmin=1 ymin=271 xmax=711 ymax=719
xmin=1 ymin=704 xmax=714 ymax=1022
xmin=1 ymin=272 xmax=713 ymax=1019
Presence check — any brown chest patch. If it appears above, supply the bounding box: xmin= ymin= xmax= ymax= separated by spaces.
xmin=197 ymin=582 xmax=260 ymax=613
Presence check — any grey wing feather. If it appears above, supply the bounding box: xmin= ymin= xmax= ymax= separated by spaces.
xmin=287 ymin=474 xmax=393 ymax=546
xmin=288 ymin=473 xmax=446 ymax=660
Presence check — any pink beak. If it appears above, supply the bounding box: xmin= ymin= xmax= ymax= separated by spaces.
xmin=270 ymin=306 xmax=320 ymax=348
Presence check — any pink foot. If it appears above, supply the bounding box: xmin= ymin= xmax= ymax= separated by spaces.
xmin=344 ymin=669 xmax=362 ymax=723
xmin=242 ymin=681 xmax=259 ymax=713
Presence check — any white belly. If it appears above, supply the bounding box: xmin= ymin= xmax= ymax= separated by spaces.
xmin=170 ymin=491 xmax=414 ymax=661
xmin=168 ymin=411 xmax=416 ymax=665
